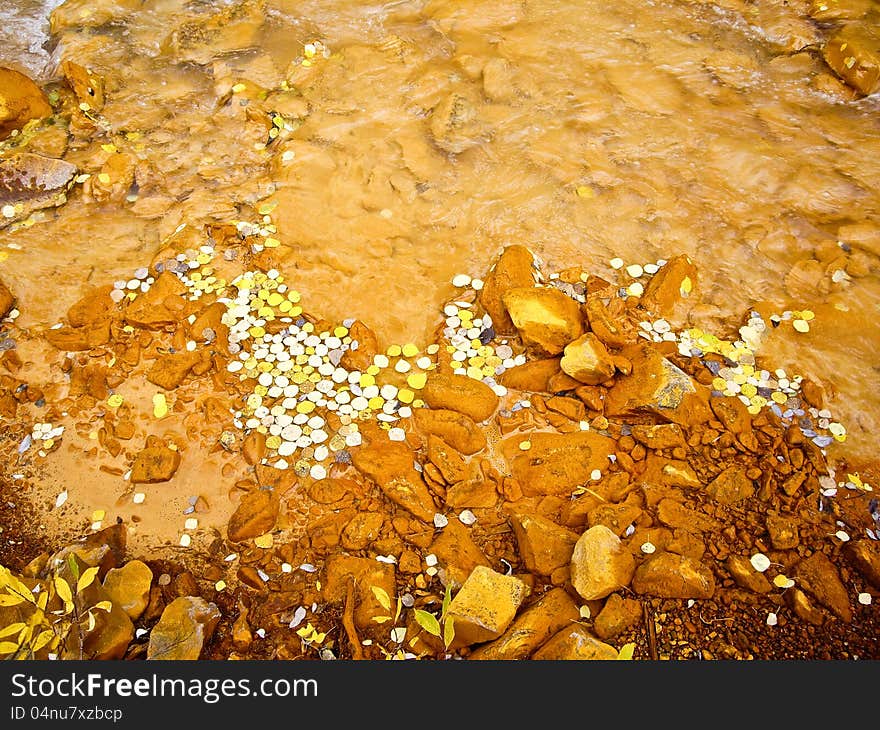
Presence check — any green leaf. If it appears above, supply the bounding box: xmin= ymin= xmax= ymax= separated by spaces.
xmin=441 ymin=583 xmax=453 ymax=616
xmin=443 ymin=616 xmax=455 ymax=649
xmin=67 ymin=555 xmax=80 ymax=582
xmin=617 ymin=642 xmax=636 ymax=660
xmin=76 ymin=567 xmax=99 ymax=594
xmin=370 ymin=586 xmax=391 ymax=613
xmin=413 ymin=609 xmax=441 ymax=638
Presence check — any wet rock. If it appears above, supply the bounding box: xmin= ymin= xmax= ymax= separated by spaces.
xmin=310 ymin=509 xmax=356 ymax=551
xmin=809 ymin=0 xmax=873 ymax=22
xmin=147 ymin=597 xmax=221 ymax=660
xmin=468 ymin=587 xmax=580 ymax=660
xmin=227 ymin=489 xmax=279 ymax=542
xmin=640 ymin=254 xmax=698 ymax=318
xmin=124 ymin=271 xmax=188 ymax=329
xmin=102 ymin=560 xmax=153 ymax=620
xmin=421 ymin=373 xmax=499 ymax=422
xmin=766 ymin=513 xmax=800 ymax=550
xmin=705 ymin=466 xmax=754 ymax=504
xmin=509 ymin=512 xmax=579 ymax=576
xmin=0 ymin=278 xmax=15 ymax=319
xmin=545 ymin=395 xmax=587 ymax=422
xmin=79 ymin=599 xmax=134 ymax=661
xmin=593 ymin=593 xmax=643 ymax=641
xmin=50 ymin=0 xmax=142 ymax=33
xmin=430 ymin=520 xmax=491 ymax=589
xmin=242 ymin=431 xmax=266 ymax=466
xmin=232 ymin=606 xmax=252 ymax=651
xmin=445 ymin=479 xmax=497 ymax=508
xmin=560 ymin=333 xmax=616 ymax=385
xmin=60 ymin=60 xmax=104 ymax=112
xmin=67 ymin=286 xmax=112 ymax=328
xmin=479 ymin=245 xmax=538 ymax=336
xmin=570 ymin=525 xmax=636 ymax=601
xmin=0 ymin=67 xmax=52 ymax=139
xmin=501 ymin=286 xmax=584 ymax=356
xmin=307 ymin=478 xmax=354 ymax=504
xmin=0 ymin=153 xmax=77 ymax=226
xmin=725 ymin=555 xmax=772 ymax=593
xmin=532 ymin=625 xmax=618 ymax=660
xmin=446 ymin=565 xmax=528 ymax=646
xmin=428 ymin=90 xmax=486 ymax=154
xmin=499 ymin=357 xmax=562 ymax=392
xmin=793 ymin=551 xmax=852 ymax=622
xmin=341 ymin=512 xmax=384 ymax=551
xmin=509 ymin=431 xmax=615 ymax=496
xmin=632 ymin=552 xmax=715 ymax=599
xmin=325 ymin=555 xmax=397 ymax=632
xmin=412 ymin=408 xmax=486 ymax=455
xmin=188 ymin=301 xmax=230 ymax=352
xmin=844 ymin=540 xmax=880 ymax=588
xmin=655 ymin=498 xmax=721 ymax=533
xmin=46 ymin=524 xmax=127 ymax=578
xmin=822 ymin=25 xmax=880 ymax=97
xmin=130 ymin=445 xmax=181 ymax=484
xmin=630 ymin=424 xmax=686 ymax=451
xmin=146 ymin=351 xmax=202 ymax=390
xmin=427 ymin=435 xmax=469 ymax=484
xmin=605 ymin=343 xmax=707 ymax=425
xmin=351 ymin=439 xmax=436 ymax=522
xmin=45 ymin=322 xmax=111 ymax=351
xmin=162 ymin=0 xmax=266 ymax=65
xmin=585 ymin=292 xmax=635 ymax=348
xmin=587 ymin=499 xmax=643 ymax=537
xmin=339 ymin=320 xmax=379 ymax=371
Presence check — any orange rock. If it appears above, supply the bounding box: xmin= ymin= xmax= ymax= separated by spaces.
xmin=630 ymin=423 xmax=686 ymax=450
xmin=227 ymin=488 xmax=279 ymax=542
xmin=242 ymin=431 xmax=266 ymax=466
xmin=501 ymin=286 xmax=584 ymax=356
xmin=656 ymin=498 xmax=722 ymax=533
xmin=351 ymin=439 xmax=436 ymax=522
xmin=544 ymin=395 xmax=586 ymax=422
xmin=587 ymin=498 xmax=643 ymax=537
xmin=509 ymin=512 xmax=579 ymax=576
xmin=430 ymin=520 xmax=491 ymax=588
xmin=323 ymin=554 xmax=396 ymax=632
xmin=0 ymin=278 xmax=14 ymax=319
xmin=67 ymin=286 xmax=113 ymax=328
xmin=421 ymin=373 xmax=499 ymax=422
xmin=307 ymin=478 xmax=355 ymax=504
xmin=146 ymin=351 xmax=202 ymax=389
xmin=593 ymin=593 xmax=643 ymax=641
xmin=570 ymin=524 xmax=636 ymax=600
xmin=341 ymin=512 xmax=384 ymax=551
xmin=585 ymin=292 xmax=635 ymax=348
xmin=499 ymin=357 xmax=562 ymax=392
xmin=147 ymin=597 xmax=220 ymax=660
xmin=130 ymin=445 xmax=181 ymax=483
xmin=427 ymin=435 xmax=469 ymax=484
xmin=640 ymin=254 xmax=698 ymax=318
xmin=309 ymin=509 xmax=357 ymax=550
xmin=726 ymin=555 xmax=772 ymax=593
xmin=822 ymin=24 xmax=880 ymax=97
xmin=793 ymin=551 xmax=853 ymax=622
xmin=0 ymin=67 xmax=52 ymax=139
xmin=640 ymin=455 xmax=702 ymax=489
xmin=187 ymin=301 xmax=229 ymax=352
xmin=468 ymin=587 xmax=580 ymax=660
xmin=705 ymin=465 xmax=754 ymax=504
xmin=446 ymin=565 xmax=529 ymax=646
xmin=0 ymin=153 xmax=78 ymax=225
xmin=59 ymin=60 xmax=104 ymax=111
xmin=44 ymin=322 xmax=111 ymax=351
xmin=479 ymin=244 xmax=538 ymax=336
xmin=340 ymin=320 xmax=379 ymax=371
xmin=445 ymin=479 xmax=498 ymax=508
xmin=507 ymin=431 xmax=615 ymax=496
xmin=412 ymin=408 xmax=486 ymax=455
xmin=632 ymin=552 xmax=715 ymax=599
xmin=532 ymin=624 xmax=619 ymax=660
xmin=88 ymin=152 xmax=136 ymax=204
xmin=255 ymin=464 xmax=297 ymax=493
xmin=124 ymin=271 xmax=188 ymax=329
xmin=560 ymin=332 xmax=616 ymax=385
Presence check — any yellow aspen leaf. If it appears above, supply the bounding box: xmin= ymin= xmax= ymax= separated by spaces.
xmin=617 ymin=642 xmax=636 ymax=660
xmin=371 ymin=615 xmax=392 ymax=624
xmin=0 ymin=622 xmax=25 ymax=638
xmin=93 ymin=600 xmax=112 ymax=612
xmin=54 ymin=576 xmax=72 ymax=604
xmin=443 ymin=616 xmax=455 ymax=649
xmin=17 ymin=625 xmax=32 ymax=645
xmin=371 ymin=586 xmax=391 ymax=612
xmin=77 ymin=566 xmax=99 ymax=594
xmin=86 ymin=611 xmax=96 ymax=632
xmin=31 ymin=630 xmax=55 ymax=653
xmin=413 ymin=609 xmax=441 ymax=638
xmin=63 ymin=600 xmax=75 ymax=615
xmin=0 ymin=641 xmax=19 ymax=654
xmin=0 ymin=594 xmax=25 ymax=607
xmin=10 ymin=577 xmax=36 ymax=603
xmin=36 ymin=591 xmax=48 ymax=611
xmin=394 ymin=597 xmax=402 ymax=623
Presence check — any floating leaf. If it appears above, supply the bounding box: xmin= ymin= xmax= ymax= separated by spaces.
xmin=371 ymin=586 xmax=391 ymax=613
xmin=617 ymin=642 xmax=636 ymax=660
xmin=77 ymin=566 xmax=99 ymax=594
xmin=443 ymin=616 xmax=455 ymax=649
xmin=31 ymin=630 xmax=54 ymax=654
xmin=93 ymin=600 xmax=112 ymax=612
xmin=413 ymin=609 xmax=441 ymax=638
xmin=0 ymin=622 xmax=26 ymax=639
xmin=54 ymin=576 xmax=72 ymax=604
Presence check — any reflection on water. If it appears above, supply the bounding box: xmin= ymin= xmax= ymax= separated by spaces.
xmin=1 ymin=0 xmax=879 ymax=550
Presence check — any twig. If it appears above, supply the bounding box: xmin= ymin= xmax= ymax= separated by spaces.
xmin=342 ymin=576 xmax=363 ymax=660
xmin=643 ymin=601 xmax=659 ymax=661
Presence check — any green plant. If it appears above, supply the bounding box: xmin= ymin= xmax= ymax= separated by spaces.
xmin=412 ymin=582 xmax=455 ymax=652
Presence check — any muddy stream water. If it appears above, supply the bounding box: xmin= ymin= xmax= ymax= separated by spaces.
xmin=1 ymin=0 xmax=879 ymax=558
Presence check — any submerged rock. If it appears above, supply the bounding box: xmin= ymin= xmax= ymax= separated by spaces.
xmin=130 ymin=445 xmax=181 ymax=484
xmin=162 ymin=0 xmax=266 ymax=65
xmin=822 ymin=25 xmax=880 ymax=97
xmin=0 ymin=67 xmax=52 ymax=139
xmin=227 ymin=489 xmax=279 ymax=542
xmin=352 ymin=439 xmax=436 ymax=522
xmin=509 ymin=430 xmax=615 ymax=496
xmin=147 ymin=597 xmax=221 ymax=660
xmin=102 ymin=560 xmax=153 ymax=620
xmin=421 ymin=372 xmax=499 ymax=422
xmin=0 ymin=278 xmax=16 ymax=319
xmin=0 ymin=153 xmax=77 ymax=226
xmin=412 ymin=407 xmax=486 ymax=455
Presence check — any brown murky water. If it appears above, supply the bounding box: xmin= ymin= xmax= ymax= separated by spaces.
xmin=2 ymin=0 xmax=879 ymax=555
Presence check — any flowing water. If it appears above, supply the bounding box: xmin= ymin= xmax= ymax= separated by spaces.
xmin=1 ymin=0 xmax=879 ymax=553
